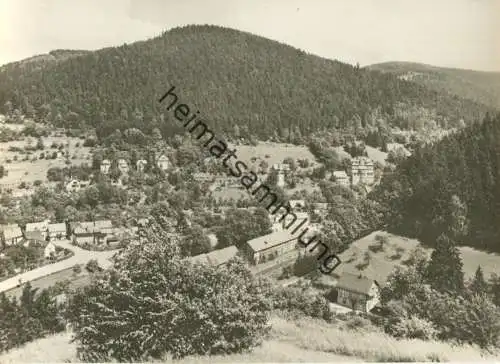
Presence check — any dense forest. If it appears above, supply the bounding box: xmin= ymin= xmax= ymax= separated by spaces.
xmin=368 ymin=62 xmax=500 ymax=110
xmin=0 ymin=25 xmax=491 ymax=142
xmin=374 ymin=112 xmax=500 ymax=252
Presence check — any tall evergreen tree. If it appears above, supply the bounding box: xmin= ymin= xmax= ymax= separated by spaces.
xmin=425 ymin=234 xmax=464 ymax=294
xmin=469 ymin=265 xmax=488 ymax=295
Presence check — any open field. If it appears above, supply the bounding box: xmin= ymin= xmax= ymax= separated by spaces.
xmin=336 ymin=231 xmax=500 ymax=284
xmin=0 ymin=136 xmax=92 ymax=188
xmin=1 ymin=313 xmax=496 ymax=363
xmin=365 ymin=145 xmax=388 ymax=165
xmin=229 ymin=141 xmax=320 ymax=169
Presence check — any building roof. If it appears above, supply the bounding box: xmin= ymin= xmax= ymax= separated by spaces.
xmin=289 ymin=199 xmax=305 ymax=209
xmin=313 ymin=202 xmax=329 ymax=209
xmin=48 ymin=223 xmax=66 ymax=233
xmin=25 ymin=230 xmax=45 ymax=242
xmin=351 ymin=156 xmax=373 ymax=166
xmin=190 ymin=245 xmax=238 ymax=267
xmin=73 ymin=220 xmax=113 ymax=234
xmin=333 ymin=170 xmax=348 ymax=178
xmin=101 ymin=159 xmax=111 ymax=165
xmin=190 ymin=254 xmax=210 ymax=265
xmin=25 ymin=221 xmax=48 ymax=232
xmin=246 ymin=230 xmax=297 ymax=252
xmin=206 ymin=245 xmax=238 ymax=266
xmin=336 ymin=272 xmax=378 ymax=295
xmin=2 ymin=225 xmax=22 ymax=240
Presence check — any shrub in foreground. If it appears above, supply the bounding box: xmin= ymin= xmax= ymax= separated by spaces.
xmin=67 ymin=226 xmax=272 ymax=362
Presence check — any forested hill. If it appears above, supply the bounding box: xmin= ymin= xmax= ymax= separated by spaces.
xmin=374 ymin=112 xmax=500 ymax=253
xmin=0 ymin=25 xmax=491 ymax=141
xmin=0 ymin=49 xmax=90 ymax=74
xmin=367 ymin=62 xmax=500 ymax=110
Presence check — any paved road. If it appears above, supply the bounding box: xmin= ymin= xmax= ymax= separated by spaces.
xmin=0 ymin=240 xmax=120 ymax=293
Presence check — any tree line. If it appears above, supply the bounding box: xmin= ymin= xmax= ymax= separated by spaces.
xmin=374 ymin=112 xmax=500 ymax=252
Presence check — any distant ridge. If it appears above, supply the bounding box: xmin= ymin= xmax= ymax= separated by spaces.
xmin=367 ymin=61 xmax=500 ymax=109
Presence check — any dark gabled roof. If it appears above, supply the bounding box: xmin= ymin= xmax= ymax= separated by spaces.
xmin=246 ymin=230 xmax=296 ymax=252
xmin=336 ymin=272 xmax=379 ymax=295
xmin=189 ymin=245 xmax=239 ymax=267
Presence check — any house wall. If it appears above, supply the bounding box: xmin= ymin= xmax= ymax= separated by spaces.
xmin=252 ymin=239 xmax=297 ymax=265
xmin=366 ymin=283 xmax=380 ymax=312
xmin=337 ymin=284 xmax=380 ymax=312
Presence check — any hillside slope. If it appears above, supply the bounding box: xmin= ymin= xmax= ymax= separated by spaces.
xmin=374 ymin=112 xmax=500 ymax=252
xmin=1 ymin=314 xmax=496 ymax=363
xmin=367 ymin=61 xmax=500 ymax=109
xmin=0 ymin=25 xmax=491 ymax=142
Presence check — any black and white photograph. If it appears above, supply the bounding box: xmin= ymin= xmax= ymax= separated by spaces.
xmin=0 ymin=0 xmax=499 ymax=362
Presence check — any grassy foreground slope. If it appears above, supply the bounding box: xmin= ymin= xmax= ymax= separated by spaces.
xmin=1 ymin=314 xmax=497 ymax=363
xmin=367 ymin=61 xmax=500 ymax=109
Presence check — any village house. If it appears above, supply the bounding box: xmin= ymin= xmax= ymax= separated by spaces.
xmin=350 ymin=157 xmax=375 ymax=186
xmin=190 ymin=245 xmax=239 ymax=267
xmin=313 ymin=202 xmax=329 ymax=215
xmin=44 ymin=241 xmax=56 ymax=259
xmin=272 ymin=163 xmax=290 ymax=172
xmin=335 ymin=272 xmax=380 ymax=313
xmin=117 ymin=158 xmax=130 ymax=175
xmin=47 ymin=223 xmax=67 ymax=240
xmin=136 ymin=159 xmax=147 ymax=173
xmin=193 ymin=172 xmax=213 ymax=183
xmin=100 ymin=159 xmax=111 ymax=175
xmin=1 ymin=224 xmax=23 ymax=247
xmin=289 ymin=199 xmax=305 ymax=210
xmin=72 ymin=220 xmax=113 ymax=245
xmin=245 ymin=230 xmax=299 ymax=265
xmin=24 ymin=230 xmax=46 ymax=247
xmin=156 ymin=154 xmax=170 ymax=171
xmin=333 ymin=170 xmax=350 ymax=187
xmin=65 ymin=179 xmax=90 ymax=193
xmin=25 ymin=220 xmax=49 ymax=240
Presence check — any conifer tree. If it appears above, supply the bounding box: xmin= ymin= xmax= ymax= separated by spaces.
xmin=470 ymin=265 xmax=489 ymax=295
xmin=425 ymin=234 xmax=464 ymax=294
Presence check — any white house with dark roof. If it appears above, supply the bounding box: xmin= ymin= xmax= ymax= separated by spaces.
xmin=333 ymin=171 xmax=350 ymax=187
xmin=350 ymin=157 xmax=375 ymax=186
xmin=1 ymin=224 xmax=23 ymax=246
xmin=136 ymin=159 xmax=147 ymax=173
xmin=156 ymin=154 xmax=170 ymax=171
xmin=117 ymin=159 xmax=130 ymax=175
xmin=335 ymin=272 xmax=380 ymax=312
xmin=245 ymin=230 xmax=299 ymax=265
xmin=48 ymin=223 xmax=67 ymax=240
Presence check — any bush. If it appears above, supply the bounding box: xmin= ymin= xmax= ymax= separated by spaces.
xmin=390 ymin=316 xmax=438 ymax=340
xmin=68 ymin=227 xmax=272 ymax=361
xmin=272 ymin=286 xmax=332 ymax=322
xmin=85 ymin=259 xmax=101 ymax=273
xmin=33 ymin=180 xmax=42 ymax=187
xmin=72 ymin=264 xmax=82 ymax=274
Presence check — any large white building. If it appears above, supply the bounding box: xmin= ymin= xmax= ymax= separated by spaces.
xmin=156 ymin=154 xmax=170 ymax=171
xmin=350 ymin=157 xmax=375 ymax=186
xmin=333 ymin=171 xmax=350 ymax=187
